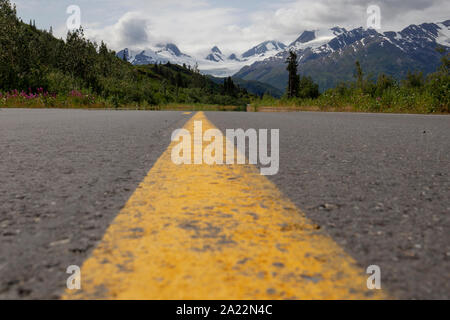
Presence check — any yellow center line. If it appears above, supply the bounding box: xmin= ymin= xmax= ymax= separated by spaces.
xmin=64 ymin=111 xmax=388 ymax=300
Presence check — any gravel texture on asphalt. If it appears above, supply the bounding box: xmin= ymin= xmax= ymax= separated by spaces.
xmin=0 ymin=109 xmax=190 ymax=299
xmin=206 ymin=111 xmax=450 ymax=300
xmin=0 ymin=109 xmax=449 ymax=299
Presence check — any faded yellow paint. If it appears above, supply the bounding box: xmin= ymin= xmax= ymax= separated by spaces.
xmin=64 ymin=112 xmax=387 ymax=300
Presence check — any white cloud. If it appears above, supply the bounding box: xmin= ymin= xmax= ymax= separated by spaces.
xmin=12 ymin=0 xmax=450 ymax=57
xmin=84 ymin=0 xmax=241 ymax=55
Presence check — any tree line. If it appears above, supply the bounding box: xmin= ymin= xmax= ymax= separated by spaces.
xmin=282 ymin=48 xmax=449 ymax=113
xmin=0 ymin=0 xmax=251 ymax=107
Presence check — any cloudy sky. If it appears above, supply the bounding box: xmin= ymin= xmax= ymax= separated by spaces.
xmin=12 ymin=0 xmax=450 ymax=56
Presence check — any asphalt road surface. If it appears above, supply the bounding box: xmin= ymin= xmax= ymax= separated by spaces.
xmin=0 ymin=109 xmax=449 ymax=299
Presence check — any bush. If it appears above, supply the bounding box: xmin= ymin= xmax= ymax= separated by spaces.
xmin=298 ymin=76 xmax=320 ymax=99
xmin=403 ymin=71 xmax=424 ymax=89
xmin=426 ymin=72 xmax=450 ymax=113
xmin=46 ymin=71 xmax=77 ymax=94
xmin=376 ymin=74 xmax=396 ymax=96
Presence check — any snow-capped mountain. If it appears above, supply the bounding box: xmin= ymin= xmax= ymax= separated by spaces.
xmin=235 ymin=20 xmax=450 ymax=91
xmin=228 ymin=53 xmax=240 ymax=61
xmin=118 ymin=48 xmax=160 ymax=65
xmin=117 ymin=20 xmax=449 ymax=83
xmin=205 ymin=46 xmax=225 ymax=62
xmin=241 ymin=40 xmax=286 ymax=59
xmin=199 ymin=41 xmax=287 ymax=76
xmin=156 ymin=43 xmax=191 ymax=58
xmin=289 ymin=27 xmax=347 ymax=51
xmin=117 ymin=43 xmax=195 ymax=66
xmin=117 ymin=40 xmax=287 ymax=77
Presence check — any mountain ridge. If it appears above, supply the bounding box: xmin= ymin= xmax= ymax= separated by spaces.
xmin=117 ymin=20 xmax=449 ymax=92
xmin=117 ymin=40 xmax=288 ymax=77
xmin=234 ymin=20 xmax=450 ymax=91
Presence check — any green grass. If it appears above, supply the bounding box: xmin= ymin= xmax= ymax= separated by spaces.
xmin=251 ymin=82 xmax=449 ymax=114
xmin=0 ymin=95 xmax=246 ymax=112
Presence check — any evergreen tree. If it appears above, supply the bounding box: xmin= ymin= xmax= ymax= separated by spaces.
xmin=193 ymin=62 xmax=199 ymax=74
xmin=0 ymin=0 xmax=20 ymax=90
xmin=223 ymin=76 xmax=236 ymax=96
xmin=176 ymin=72 xmax=183 ymax=88
xmin=223 ymin=77 xmax=228 ymax=94
xmin=99 ymin=41 xmax=110 ymax=76
xmin=436 ymin=46 xmax=449 ymax=75
xmin=286 ymin=50 xmax=299 ymax=98
xmin=355 ymin=61 xmax=364 ymax=89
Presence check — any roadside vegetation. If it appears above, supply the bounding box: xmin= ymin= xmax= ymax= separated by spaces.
xmin=252 ymin=50 xmax=449 ymax=114
xmin=0 ymin=0 xmax=250 ymax=110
